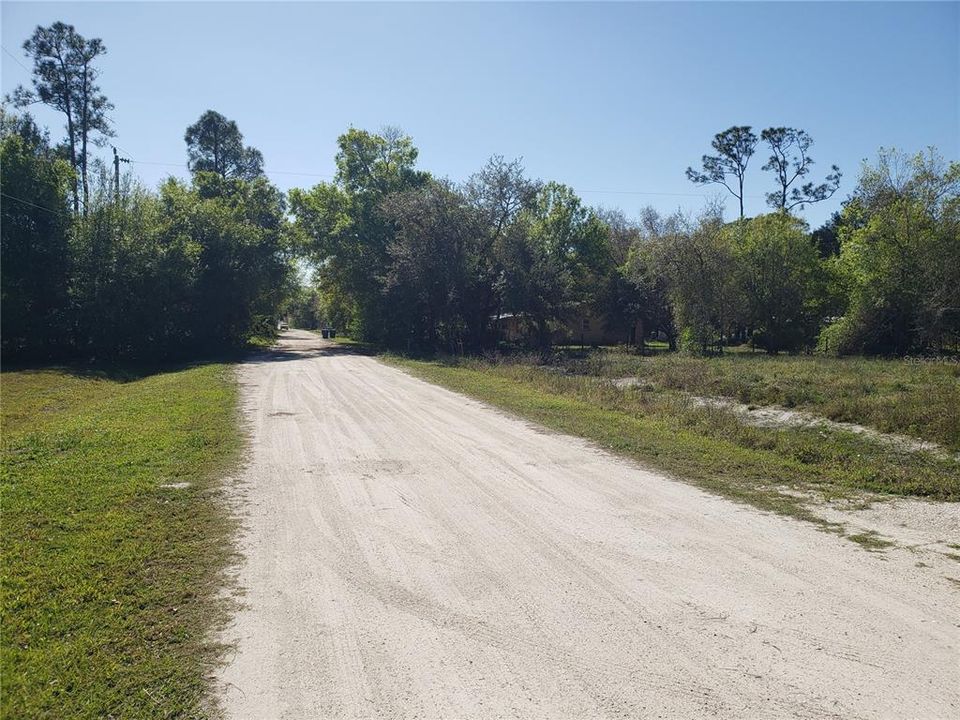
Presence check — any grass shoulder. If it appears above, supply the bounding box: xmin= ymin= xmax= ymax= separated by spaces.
xmin=246 ymin=334 xmax=277 ymax=350
xmin=328 ymin=334 xmax=378 ymax=354
xmin=1 ymin=361 xmax=242 ymax=719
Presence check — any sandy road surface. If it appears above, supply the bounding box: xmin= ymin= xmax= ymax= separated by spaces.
xmin=216 ymin=330 xmax=958 ymax=719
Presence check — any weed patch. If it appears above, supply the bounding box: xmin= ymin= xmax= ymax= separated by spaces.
xmin=547 ymin=350 xmax=960 ymax=452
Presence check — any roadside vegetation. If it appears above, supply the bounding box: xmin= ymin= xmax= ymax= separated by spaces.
xmin=547 ymin=348 xmax=960 ymax=452
xmin=1 ymin=363 xmax=241 ymax=719
xmin=388 ymin=354 xmax=960 ymax=521
xmin=3 ymin=23 xmax=294 ymax=365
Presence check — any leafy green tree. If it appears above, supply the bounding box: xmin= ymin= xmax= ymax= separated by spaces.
xmin=11 ymin=22 xmax=113 ymax=215
xmin=596 ymin=267 xmax=645 ymax=347
xmin=760 ymin=127 xmax=841 ymax=212
xmin=729 ymin=212 xmax=828 ymax=353
xmin=187 ymin=174 xmax=292 ymax=349
xmin=592 ymin=208 xmax=678 ymax=349
xmin=463 ymin=156 xmax=541 ymax=348
xmin=335 ymin=126 xmax=424 ymax=196
xmin=529 ymin=183 xmax=610 ymax=301
xmin=290 ymin=127 xmax=428 ymax=344
xmin=283 ymin=285 xmax=324 ymax=329
xmin=315 ymin=282 xmax=354 ymax=333
xmin=824 ymin=148 xmax=960 ymax=355
xmin=184 ymin=110 xmax=264 ymax=181
xmin=504 ymin=183 xmax=610 ymax=348
xmin=649 ymin=207 xmax=742 ymax=353
xmin=381 ymin=179 xmax=486 ymax=352
xmin=0 ymin=110 xmax=74 ymax=359
xmin=65 ymin=167 xmax=292 ymax=359
xmin=686 ymin=126 xmax=758 ymax=219
xmin=500 ymin=216 xmax=573 ymax=350
xmin=593 ymin=209 xmax=645 ymax=345
xmin=811 ymin=211 xmax=844 ymax=258
xmin=627 ymin=207 xmax=681 ymax=349
xmin=626 ymin=246 xmax=676 ymax=349
xmin=71 ymin=180 xmax=171 ymax=357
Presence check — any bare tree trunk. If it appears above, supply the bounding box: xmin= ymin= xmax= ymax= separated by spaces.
xmin=67 ymin=115 xmax=80 ymax=215
xmin=80 ymin=66 xmax=90 ymax=216
xmin=57 ymin=53 xmax=80 ymax=215
xmin=214 ymin=126 xmax=221 ymax=177
xmin=81 ymin=132 xmax=89 ymax=217
xmin=537 ymin=318 xmax=550 ymax=351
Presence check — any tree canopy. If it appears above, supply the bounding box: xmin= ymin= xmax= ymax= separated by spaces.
xmin=686 ymin=126 xmax=758 ymax=220
xmin=1 ymin=106 xmax=294 ymax=361
xmin=11 ymin=21 xmax=113 ymax=215
xmin=184 ymin=110 xmax=264 ymax=181
xmin=760 ymin=127 xmax=841 ymax=211
xmin=823 ymin=148 xmax=960 ymax=355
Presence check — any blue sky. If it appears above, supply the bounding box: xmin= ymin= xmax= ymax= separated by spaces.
xmin=3 ymin=2 xmax=958 ymax=227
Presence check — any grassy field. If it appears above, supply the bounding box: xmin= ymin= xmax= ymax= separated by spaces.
xmin=551 ymin=349 xmax=960 ymax=452
xmin=1 ymin=363 xmax=241 ymax=719
xmin=386 ymin=355 xmax=960 ymax=530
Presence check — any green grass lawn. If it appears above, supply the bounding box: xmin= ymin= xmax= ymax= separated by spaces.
xmin=387 ymin=357 xmax=960 ymax=529
xmin=1 ymin=363 xmax=241 ymax=719
xmin=551 ymin=349 xmax=960 ymax=452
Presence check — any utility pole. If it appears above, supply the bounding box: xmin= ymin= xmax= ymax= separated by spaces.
xmin=112 ymin=146 xmax=131 ymax=203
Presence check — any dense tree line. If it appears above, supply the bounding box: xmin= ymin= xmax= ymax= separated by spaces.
xmin=294 ymin=127 xmax=958 ymax=357
xmin=290 ymin=130 xmax=616 ymax=353
xmin=1 ymin=107 xmax=294 ymax=361
xmin=4 ymin=23 xmax=957 ymax=362
xmin=2 ymin=22 xmax=294 ymax=362
xmin=1 ymin=112 xmax=74 ymax=357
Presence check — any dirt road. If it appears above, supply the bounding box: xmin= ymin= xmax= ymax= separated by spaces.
xmin=216 ymin=330 xmax=958 ymax=719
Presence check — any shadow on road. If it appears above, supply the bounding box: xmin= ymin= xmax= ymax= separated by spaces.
xmin=245 ymin=334 xmax=375 ymax=365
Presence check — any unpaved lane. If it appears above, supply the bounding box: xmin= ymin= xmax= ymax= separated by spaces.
xmin=217 ymin=330 xmax=959 ymax=719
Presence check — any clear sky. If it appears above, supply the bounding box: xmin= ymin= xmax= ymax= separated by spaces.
xmin=3 ymin=1 xmax=958 ymax=227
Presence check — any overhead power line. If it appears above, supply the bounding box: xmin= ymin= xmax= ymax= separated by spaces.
xmin=1 ymin=191 xmax=67 ymax=216
xmin=579 ymin=188 xmax=768 ymax=200
xmin=261 ymin=168 xmax=336 ymax=178
xmin=581 ymin=188 xmax=724 ymax=198
xmin=5 ymin=141 xmax=762 ymax=201
xmin=1 ymin=45 xmax=31 ymax=73
xmin=126 ymin=159 xmax=759 ymax=197
xmin=112 ymin=142 xmax=134 ymax=157
xmin=128 ymin=159 xmax=335 ymax=179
